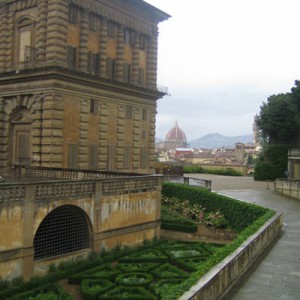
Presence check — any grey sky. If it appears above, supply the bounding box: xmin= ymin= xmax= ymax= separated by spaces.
xmin=145 ymin=0 xmax=300 ymax=141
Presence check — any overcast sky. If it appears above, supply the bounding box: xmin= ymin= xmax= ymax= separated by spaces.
xmin=145 ymin=0 xmax=300 ymax=141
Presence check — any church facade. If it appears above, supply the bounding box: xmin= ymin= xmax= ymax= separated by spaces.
xmin=0 ymin=0 xmax=169 ymax=174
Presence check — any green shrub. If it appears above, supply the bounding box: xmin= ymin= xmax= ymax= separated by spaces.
xmin=8 ymin=283 xmax=73 ymax=300
xmin=183 ymin=165 xmax=243 ymax=176
xmin=151 ymin=263 xmax=189 ymax=280
xmin=254 ymin=144 xmax=290 ymax=180
xmin=100 ymin=286 xmax=156 ymax=299
xmin=80 ymin=279 xmax=114 ymax=300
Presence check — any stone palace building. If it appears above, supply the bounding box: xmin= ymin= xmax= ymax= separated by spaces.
xmin=0 ymin=0 xmax=169 ymax=280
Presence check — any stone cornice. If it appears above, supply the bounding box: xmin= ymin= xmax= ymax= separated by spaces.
xmin=0 ymin=66 xmax=166 ymax=100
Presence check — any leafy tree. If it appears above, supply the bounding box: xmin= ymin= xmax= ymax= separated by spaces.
xmin=256 ymin=93 xmax=299 ymax=145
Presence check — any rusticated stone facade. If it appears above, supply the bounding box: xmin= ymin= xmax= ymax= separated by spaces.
xmin=0 ymin=0 xmax=170 ymax=174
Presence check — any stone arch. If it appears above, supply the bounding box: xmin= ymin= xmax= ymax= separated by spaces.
xmin=0 ymin=95 xmax=40 ymax=169
xmin=33 ymin=205 xmax=92 ymax=260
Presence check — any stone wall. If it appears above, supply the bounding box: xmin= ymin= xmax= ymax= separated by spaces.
xmin=179 ymin=212 xmax=283 ymax=300
xmin=0 ymin=174 xmax=162 ymax=280
xmin=276 ymin=178 xmax=300 ymax=200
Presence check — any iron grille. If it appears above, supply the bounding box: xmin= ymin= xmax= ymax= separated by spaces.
xmin=34 ymin=205 xmax=89 ymax=260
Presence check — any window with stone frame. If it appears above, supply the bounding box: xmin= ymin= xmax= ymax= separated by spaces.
xmin=68 ymin=143 xmax=78 ymax=169
xmin=89 ymin=14 xmax=97 ymax=31
xmin=123 ymin=63 xmax=131 ymax=83
xmin=140 ymin=146 xmax=148 ymax=169
xmin=106 ymin=57 xmax=116 ymax=80
xmin=90 ymin=99 xmax=99 ymax=114
xmin=17 ymin=17 xmax=36 ymax=64
xmin=124 ymin=146 xmax=132 ymax=169
xmin=69 ymin=5 xmax=78 ymax=24
xmin=139 ymin=34 xmax=146 ymax=50
xmin=125 ymin=105 xmax=132 ymax=119
xmin=67 ymin=45 xmax=77 ymax=69
xmin=87 ymin=52 xmax=100 ymax=75
xmin=138 ymin=68 xmax=145 ymax=86
xmin=88 ymin=145 xmax=98 ymax=170
xmin=142 ymin=108 xmax=148 ymax=121
xmin=108 ymin=22 xmax=117 ymax=38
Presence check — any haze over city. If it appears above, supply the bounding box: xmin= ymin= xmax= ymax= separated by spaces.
xmin=145 ymin=0 xmax=300 ymax=141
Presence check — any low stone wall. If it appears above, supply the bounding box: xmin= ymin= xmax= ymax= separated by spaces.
xmin=276 ymin=178 xmax=300 ymax=200
xmin=179 ymin=212 xmax=283 ymax=300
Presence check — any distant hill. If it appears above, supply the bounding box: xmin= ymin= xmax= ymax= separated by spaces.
xmin=189 ymin=133 xmax=253 ymax=149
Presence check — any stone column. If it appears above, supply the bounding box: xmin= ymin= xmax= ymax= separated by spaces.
xmin=5 ymin=7 xmax=14 ymax=71
xmin=148 ymin=108 xmax=157 ymax=173
xmin=99 ymin=18 xmax=108 ymax=78
xmin=79 ymin=10 xmax=89 ymax=72
xmin=36 ymin=0 xmax=48 ymax=65
xmin=79 ymin=99 xmax=89 ymax=168
xmin=115 ymin=25 xmax=124 ymax=81
xmin=0 ymin=5 xmax=8 ymax=72
xmin=0 ymin=98 xmax=9 ymax=170
xmin=131 ymin=33 xmax=140 ymax=85
xmin=31 ymin=94 xmax=44 ymax=167
xmin=146 ymin=29 xmax=158 ymax=90
xmin=46 ymin=0 xmax=68 ymax=67
xmin=41 ymin=93 xmax=64 ymax=167
xmin=98 ymin=101 xmax=108 ymax=170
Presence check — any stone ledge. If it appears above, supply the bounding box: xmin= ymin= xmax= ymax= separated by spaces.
xmin=179 ymin=212 xmax=283 ymax=300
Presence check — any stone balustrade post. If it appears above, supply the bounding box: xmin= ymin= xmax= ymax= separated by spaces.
xmin=23 ymin=184 xmax=36 ymax=281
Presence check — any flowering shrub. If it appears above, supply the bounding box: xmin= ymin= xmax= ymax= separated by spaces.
xmin=162 ymin=196 xmax=228 ymax=228
xmin=204 ymin=211 xmax=229 ymax=228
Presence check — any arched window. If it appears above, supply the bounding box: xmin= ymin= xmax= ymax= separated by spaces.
xmin=34 ymin=205 xmax=90 ymax=260
xmin=16 ymin=17 xmax=36 ymax=64
xmin=9 ymin=107 xmax=32 ymax=166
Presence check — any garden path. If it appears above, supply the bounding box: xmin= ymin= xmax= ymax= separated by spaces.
xmin=189 ymin=174 xmax=300 ymax=300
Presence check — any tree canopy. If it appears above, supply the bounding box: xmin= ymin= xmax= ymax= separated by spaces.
xmin=257 ymin=93 xmax=299 ymax=144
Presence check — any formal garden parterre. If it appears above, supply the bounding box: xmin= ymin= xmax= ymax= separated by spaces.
xmin=0 ymin=183 xmax=276 ymax=300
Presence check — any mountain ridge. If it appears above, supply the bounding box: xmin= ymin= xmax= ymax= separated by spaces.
xmin=189 ymin=133 xmax=253 ymax=149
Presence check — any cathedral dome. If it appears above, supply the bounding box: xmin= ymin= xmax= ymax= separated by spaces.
xmin=165 ymin=121 xmax=187 ymax=145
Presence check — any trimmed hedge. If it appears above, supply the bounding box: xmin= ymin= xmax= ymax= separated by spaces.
xmin=100 ymin=286 xmax=156 ymax=299
xmin=8 ymin=283 xmax=72 ymax=300
xmin=80 ymin=279 xmax=114 ymax=300
xmin=183 ymin=165 xmax=243 ymax=176
xmin=162 ymin=183 xmax=268 ymax=232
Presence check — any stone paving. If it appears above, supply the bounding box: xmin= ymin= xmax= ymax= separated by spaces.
xmin=189 ymin=174 xmax=300 ymax=300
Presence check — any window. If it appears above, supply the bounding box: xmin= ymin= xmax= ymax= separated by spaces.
xmin=90 ymin=99 xmax=98 ymax=114
xmin=106 ymin=57 xmax=115 ymax=80
xmin=142 ymin=108 xmax=148 ymax=121
xmin=69 ymin=5 xmax=78 ymax=24
xmin=88 ymin=52 xmax=100 ymax=75
xmin=124 ymin=146 xmax=132 ymax=169
xmin=138 ymin=68 xmax=145 ymax=86
xmin=88 ymin=145 xmax=98 ymax=170
xmin=17 ymin=18 xmax=35 ymax=63
xmin=125 ymin=105 xmax=132 ymax=119
xmin=123 ymin=63 xmax=131 ymax=83
xmin=124 ymin=29 xmax=130 ymax=44
xmin=67 ymin=45 xmax=77 ymax=69
xmin=68 ymin=143 xmax=78 ymax=169
xmin=139 ymin=35 xmax=146 ymax=50
xmin=108 ymin=22 xmax=117 ymax=38
xmin=89 ymin=14 xmax=97 ymax=31
xmin=140 ymin=147 xmax=148 ymax=169
xmin=107 ymin=144 xmax=116 ymax=171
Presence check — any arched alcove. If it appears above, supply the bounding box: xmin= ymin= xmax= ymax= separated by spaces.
xmin=34 ymin=205 xmax=90 ymax=260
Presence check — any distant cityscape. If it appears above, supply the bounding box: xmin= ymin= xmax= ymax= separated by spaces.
xmin=155 ymin=119 xmax=260 ymax=175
